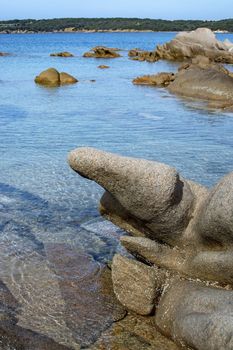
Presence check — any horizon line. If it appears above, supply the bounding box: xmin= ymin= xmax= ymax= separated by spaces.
xmin=1 ymin=16 xmax=233 ymax=22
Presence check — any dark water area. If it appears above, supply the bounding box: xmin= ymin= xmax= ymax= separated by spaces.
xmin=0 ymin=32 xmax=233 ymax=348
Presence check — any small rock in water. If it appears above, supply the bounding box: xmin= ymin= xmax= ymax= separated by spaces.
xmin=98 ymin=65 xmax=110 ymax=69
xmin=50 ymin=51 xmax=74 ymax=57
xmin=83 ymin=46 xmax=121 ymax=58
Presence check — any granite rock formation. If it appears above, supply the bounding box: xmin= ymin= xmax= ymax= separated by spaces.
xmin=128 ymin=49 xmax=159 ymax=62
xmin=155 ymin=27 xmax=233 ymax=63
xmin=133 ymin=57 xmax=233 ymax=109
xmin=133 ymin=72 xmax=175 ymax=86
xmin=69 ymin=147 xmax=233 ymax=350
xmin=50 ymin=52 xmax=74 ymax=57
xmin=83 ymin=46 xmax=121 ymax=58
xmin=35 ymin=68 xmax=78 ymax=86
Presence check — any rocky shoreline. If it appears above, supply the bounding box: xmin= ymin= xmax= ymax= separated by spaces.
xmin=2 ymin=26 xmax=233 ymax=349
xmin=69 ymin=147 xmax=233 ymax=350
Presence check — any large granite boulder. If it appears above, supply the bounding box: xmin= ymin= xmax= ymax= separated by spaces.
xmin=35 ymin=68 xmax=78 ymax=86
xmin=83 ymin=46 xmax=121 ymax=58
xmin=69 ymin=147 xmax=196 ymax=246
xmin=155 ymin=280 xmax=233 ymax=350
xmin=68 ymin=147 xmax=233 ymax=349
xmin=155 ymin=27 xmax=233 ymax=63
xmin=133 ymin=58 xmax=233 ymax=109
xmin=167 ymin=60 xmax=233 ymax=107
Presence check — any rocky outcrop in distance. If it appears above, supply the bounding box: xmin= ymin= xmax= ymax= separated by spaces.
xmin=50 ymin=51 xmax=74 ymax=57
xmin=128 ymin=28 xmax=233 ymax=64
xmin=133 ymin=72 xmax=175 ymax=86
xmin=133 ymin=56 xmax=233 ymax=109
xmin=156 ymin=27 xmax=233 ymax=63
xmin=98 ymin=65 xmax=110 ymax=69
xmin=34 ymin=68 xmax=78 ymax=86
xmin=68 ymin=147 xmax=233 ymax=350
xmin=83 ymin=46 xmax=121 ymax=58
xmin=128 ymin=48 xmax=159 ymax=62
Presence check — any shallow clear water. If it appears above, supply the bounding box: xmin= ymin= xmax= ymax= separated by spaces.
xmin=1 ymin=32 xmax=233 ymax=348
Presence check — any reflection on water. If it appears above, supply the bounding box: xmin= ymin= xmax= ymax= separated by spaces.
xmin=1 ymin=32 xmax=233 ymax=348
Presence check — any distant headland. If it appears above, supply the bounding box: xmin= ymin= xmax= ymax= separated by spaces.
xmin=0 ymin=17 xmax=232 ymax=34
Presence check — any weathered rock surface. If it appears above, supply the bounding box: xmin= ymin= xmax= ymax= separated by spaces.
xmin=35 ymin=68 xmax=60 ymax=86
xmin=89 ymin=313 xmax=180 ymax=350
xmin=194 ymin=171 xmax=233 ymax=246
xmin=121 ymin=236 xmax=233 ymax=285
xmin=50 ymin=51 xmax=74 ymax=57
xmin=133 ymin=57 xmax=233 ymax=108
xmin=155 ymin=280 xmax=233 ymax=350
xmin=69 ymin=147 xmax=196 ymax=246
xmin=133 ymin=72 xmax=175 ymax=86
xmin=35 ymin=68 xmax=78 ymax=86
xmin=83 ymin=46 xmax=121 ymax=58
xmin=68 ymin=147 xmax=233 ymax=350
xmin=168 ymin=61 xmax=233 ymax=107
xmin=59 ymin=72 xmax=78 ymax=85
xmin=156 ymin=27 xmax=233 ymax=63
xmin=112 ymin=254 xmax=162 ymax=315
xmin=129 ymin=49 xmax=159 ymax=62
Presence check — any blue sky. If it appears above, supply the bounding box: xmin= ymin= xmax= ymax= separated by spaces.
xmin=1 ymin=0 xmax=232 ymax=20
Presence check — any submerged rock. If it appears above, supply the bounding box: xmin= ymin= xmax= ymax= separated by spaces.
xmin=46 ymin=244 xmax=126 ymax=347
xmin=83 ymin=46 xmax=121 ymax=58
xmin=35 ymin=68 xmax=78 ymax=86
xmin=68 ymin=146 xmax=233 ymax=349
xmin=155 ymin=27 xmax=233 ymax=63
xmin=50 ymin=51 xmax=74 ymax=57
xmin=90 ymin=313 xmax=180 ymax=350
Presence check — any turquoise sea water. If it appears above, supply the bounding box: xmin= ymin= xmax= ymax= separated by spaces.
xmin=1 ymin=32 xmax=233 ymax=348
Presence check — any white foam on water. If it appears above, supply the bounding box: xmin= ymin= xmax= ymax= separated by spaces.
xmin=138 ymin=112 xmax=164 ymax=120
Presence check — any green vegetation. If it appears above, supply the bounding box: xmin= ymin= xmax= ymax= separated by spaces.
xmin=0 ymin=18 xmax=233 ymax=33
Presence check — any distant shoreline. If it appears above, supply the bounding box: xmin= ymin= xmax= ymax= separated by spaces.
xmin=0 ymin=29 xmax=232 ymax=35
xmin=1 ymin=17 xmax=233 ymax=34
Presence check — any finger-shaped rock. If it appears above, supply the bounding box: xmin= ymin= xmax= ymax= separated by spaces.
xmin=69 ymin=147 xmax=194 ymax=245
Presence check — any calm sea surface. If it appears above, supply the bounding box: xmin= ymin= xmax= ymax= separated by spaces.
xmin=1 ymin=32 xmax=233 ymax=348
